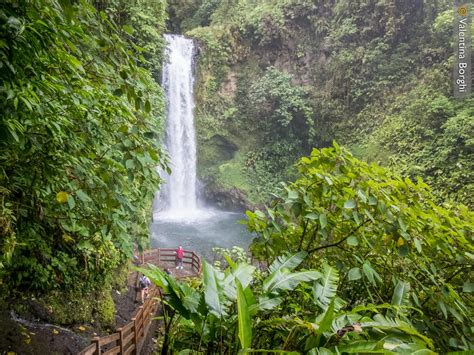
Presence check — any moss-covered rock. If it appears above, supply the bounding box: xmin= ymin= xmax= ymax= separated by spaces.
xmin=39 ymin=291 xmax=95 ymax=325
xmin=12 ymin=264 xmax=131 ymax=331
xmin=94 ymin=287 xmax=116 ymax=331
xmin=37 ymin=287 xmax=116 ymax=330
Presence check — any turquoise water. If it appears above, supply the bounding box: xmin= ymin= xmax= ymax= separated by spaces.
xmin=150 ymin=211 xmax=254 ymax=260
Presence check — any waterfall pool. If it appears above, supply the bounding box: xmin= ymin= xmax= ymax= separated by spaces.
xmin=150 ymin=210 xmax=254 ymax=260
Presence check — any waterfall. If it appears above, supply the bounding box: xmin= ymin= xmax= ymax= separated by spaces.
xmin=154 ymin=34 xmax=204 ymax=221
xmin=150 ymin=34 xmax=250 ymax=247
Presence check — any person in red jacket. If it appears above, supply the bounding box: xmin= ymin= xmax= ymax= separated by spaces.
xmin=176 ymin=245 xmax=184 ymax=270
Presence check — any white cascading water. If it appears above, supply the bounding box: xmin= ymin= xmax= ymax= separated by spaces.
xmin=154 ymin=34 xmax=210 ymax=222
xmin=150 ymin=35 xmax=251 ymax=251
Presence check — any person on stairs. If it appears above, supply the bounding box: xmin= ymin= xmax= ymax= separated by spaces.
xmin=176 ymin=245 xmax=184 ymax=270
xmin=137 ymin=274 xmax=151 ymax=304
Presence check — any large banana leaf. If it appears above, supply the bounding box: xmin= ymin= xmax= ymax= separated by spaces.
xmin=306 ymin=299 xmax=335 ymax=349
xmin=180 ymin=282 xmax=201 ymax=314
xmin=263 ymin=270 xmax=322 ymax=293
xmin=240 ymin=351 xmax=299 ymax=354
xmin=237 ymin=280 xmax=252 ymax=350
xmin=202 ymin=260 xmax=228 ymax=317
xmin=307 ymin=348 xmax=333 ymax=355
xmin=333 ymin=339 xmax=435 ymax=354
xmin=231 ymin=263 xmax=256 ymax=288
xmin=248 ymin=296 xmax=283 ymax=314
xmin=364 ymin=314 xmax=434 ymax=349
xmin=141 ymin=264 xmax=169 ymax=290
xmin=333 ymin=341 xmax=379 ymax=353
xmin=315 ymin=299 xmax=335 ymax=336
xmin=268 ymin=251 xmax=307 ymax=274
xmin=223 ymin=262 xmax=256 ymax=300
xmin=313 ymin=264 xmax=339 ymax=310
xmin=140 ymin=265 xmax=199 ymax=319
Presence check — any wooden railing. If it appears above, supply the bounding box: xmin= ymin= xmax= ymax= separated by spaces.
xmin=77 ymin=248 xmax=201 ymax=354
xmin=78 ymin=284 xmax=159 ymax=355
xmin=78 ymin=285 xmax=159 ymax=355
xmin=142 ymin=248 xmax=202 ymax=275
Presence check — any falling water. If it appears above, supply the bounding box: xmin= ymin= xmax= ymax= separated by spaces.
xmin=151 ymin=34 xmax=252 ymax=249
xmin=154 ymin=34 xmax=205 ymax=221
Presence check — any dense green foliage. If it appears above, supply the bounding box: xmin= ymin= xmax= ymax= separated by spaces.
xmin=169 ymin=0 xmax=473 ymax=207
xmin=0 ymin=0 xmax=167 ymax=296
xmin=356 ymin=71 xmax=474 ymax=207
xmin=246 ymin=144 xmax=473 ymax=351
xmin=96 ymin=0 xmax=167 ymax=80
xmin=0 ymin=1 xmax=472 ymax=353
xmin=241 ymin=67 xmax=314 ymax=197
xmin=144 ymin=252 xmax=435 ymax=353
xmin=147 ymin=146 xmax=472 ymax=352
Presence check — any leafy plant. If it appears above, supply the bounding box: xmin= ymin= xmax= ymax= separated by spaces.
xmin=246 ymin=143 xmax=474 ymax=351
xmin=142 ymin=253 xmax=435 ymax=353
xmin=0 ymin=0 xmax=167 ymax=294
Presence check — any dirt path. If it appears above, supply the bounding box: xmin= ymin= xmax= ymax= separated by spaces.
xmin=113 ymin=270 xmax=141 ymax=328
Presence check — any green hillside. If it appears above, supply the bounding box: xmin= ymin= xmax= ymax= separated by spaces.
xmin=168 ymin=0 xmax=472 ymax=208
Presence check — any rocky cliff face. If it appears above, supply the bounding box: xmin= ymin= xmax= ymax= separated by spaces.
xmin=203 ymin=184 xmax=257 ymax=211
xmin=169 ymin=1 xmax=472 ymax=208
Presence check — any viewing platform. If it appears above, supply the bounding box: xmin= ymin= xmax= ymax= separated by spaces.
xmin=141 ymin=248 xmax=202 ymax=278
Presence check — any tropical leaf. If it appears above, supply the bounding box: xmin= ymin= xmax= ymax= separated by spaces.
xmin=391 ymin=280 xmax=411 ymax=309
xmin=307 ymin=348 xmax=334 ymax=355
xmin=362 ymin=261 xmax=381 ymax=285
xmin=140 ymin=264 xmax=168 ymax=290
xmin=268 ymin=251 xmax=307 ymax=274
xmin=378 ymin=336 xmax=437 ymax=354
xmin=352 ymin=303 xmax=395 ymax=313
xmin=364 ymin=314 xmax=434 ymax=348
xmin=249 ymin=296 xmax=282 ymax=314
xmin=333 ymin=341 xmax=378 ymax=353
xmin=180 ymin=283 xmax=201 ymax=314
xmin=202 ymin=260 xmax=228 ymax=317
xmin=315 ymin=299 xmax=335 ymax=336
xmin=313 ymin=264 xmax=339 ymax=310
xmin=263 ymin=270 xmax=322 ymax=294
xmin=231 ymin=263 xmax=256 ymax=289
xmin=347 ymin=267 xmax=362 ymax=281
xmin=141 ymin=265 xmax=197 ymax=319
xmin=223 ymin=262 xmax=256 ymax=300
xmin=237 ymin=280 xmax=252 ymax=350
xmin=242 ymin=351 xmax=300 ymax=354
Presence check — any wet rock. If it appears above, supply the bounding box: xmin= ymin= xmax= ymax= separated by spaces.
xmin=203 ymin=185 xmax=256 ymax=211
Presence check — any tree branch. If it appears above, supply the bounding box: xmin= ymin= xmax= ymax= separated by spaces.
xmin=307 ymin=219 xmax=371 ymax=254
xmin=298 ymin=219 xmax=309 ymax=250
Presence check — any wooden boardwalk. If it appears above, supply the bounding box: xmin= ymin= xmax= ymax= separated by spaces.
xmin=77 ymin=248 xmax=201 ymax=355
